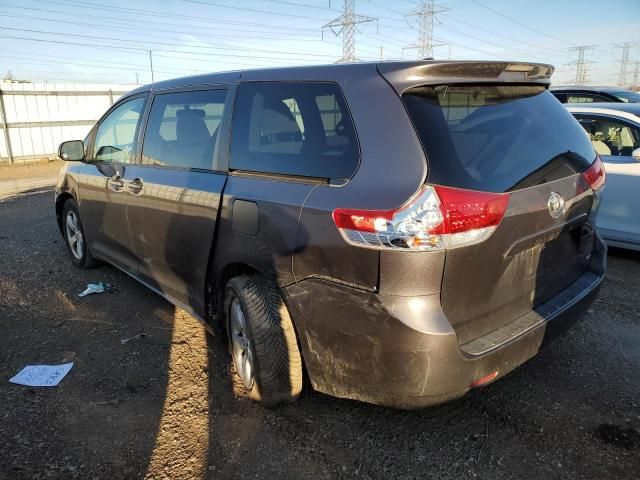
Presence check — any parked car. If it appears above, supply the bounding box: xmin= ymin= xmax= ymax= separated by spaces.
xmin=55 ymin=60 xmax=606 ymax=409
xmin=551 ymin=85 xmax=640 ymax=104
xmin=567 ymin=103 xmax=640 ymax=251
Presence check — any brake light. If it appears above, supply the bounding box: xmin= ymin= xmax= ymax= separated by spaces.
xmin=582 ymin=156 xmax=606 ymax=191
xmin=332 ymin=185 xmax=510 ymax=251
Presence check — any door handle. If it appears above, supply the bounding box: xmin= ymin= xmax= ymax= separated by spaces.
xmin=128 ymin=177 xmax=144 ymax=195
xmin=108 ymin=174 xmax=124 ymax=192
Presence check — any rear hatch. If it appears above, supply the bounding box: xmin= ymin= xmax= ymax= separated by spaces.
xmin=399 ymin=81 xmax=601 ymax=346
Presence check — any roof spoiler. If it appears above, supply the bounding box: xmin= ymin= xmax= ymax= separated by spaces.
xmin=377 ymin=61 xmax=554 ymax=94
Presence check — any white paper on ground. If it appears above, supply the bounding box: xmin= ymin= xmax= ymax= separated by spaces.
xmin=9 ymin=363 xmax=74 ymax=387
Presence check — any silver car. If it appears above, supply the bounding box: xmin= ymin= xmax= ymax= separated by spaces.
xmin=567 ymin=103 xmax=640 ymax=251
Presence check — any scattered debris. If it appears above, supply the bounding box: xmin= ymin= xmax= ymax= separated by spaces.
xmin=120 ymin=333 xmax=147 ymax=345
xmin=78 ymin=282 xmax=114 ymax=298
xmin=476 ymin=424 xmax=489 ymax=463
xmin=9 ymin=363 xmax=74 ymax=387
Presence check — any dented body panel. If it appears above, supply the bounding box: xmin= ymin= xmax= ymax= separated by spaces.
xmin=284 ymin=237 xmax=605 ymax=408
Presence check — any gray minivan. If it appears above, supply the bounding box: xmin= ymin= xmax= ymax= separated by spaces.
xmin=55 ymin=60 xmax=606 ymax=409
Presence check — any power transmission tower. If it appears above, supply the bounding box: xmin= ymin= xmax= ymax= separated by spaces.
xmin=615 ymin=42 xmax=638 ymax=87
xmin=404 ymin=0 xmax=448 ymax=59
xmin=568 ymin=45 xmax=596 ymax=85
xmin=323 ymin=0 xmax=377 ymax=63
xmin=633 ymin=61 xmax=640 ymax=91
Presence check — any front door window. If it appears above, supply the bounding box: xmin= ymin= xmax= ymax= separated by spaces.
xmin=93 ymin=97 xmax=145 ymax=163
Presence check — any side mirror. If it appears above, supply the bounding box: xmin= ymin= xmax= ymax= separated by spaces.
xmin=58 ymin=140 xmax=85 ymax=162
xmin=632 ymin=148 xmax=640 ymax=162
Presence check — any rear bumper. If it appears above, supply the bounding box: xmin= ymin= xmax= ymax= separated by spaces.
xmin=283 ymin=237 xmax=606 ymax=409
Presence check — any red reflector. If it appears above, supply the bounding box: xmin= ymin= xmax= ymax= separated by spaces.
xmin=582 ymin=156 xmax=606 ymax=191
xmin=470 ymin=371 xmax=498 ymax=388
xmin=332 ymin=208 xmax=394 ymax=233
xmin=432 ymin=186 xmax=510 ymax=234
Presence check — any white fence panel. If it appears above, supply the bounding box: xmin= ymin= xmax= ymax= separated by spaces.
xmin=0 ymin=81 xmax=136 ymax=163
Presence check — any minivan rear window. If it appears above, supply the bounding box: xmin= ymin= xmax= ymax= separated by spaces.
xmin=403 ymin=85 xmax=596 ymax=192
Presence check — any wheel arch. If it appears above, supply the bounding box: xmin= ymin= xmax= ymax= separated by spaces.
xmin=55 ymin=192 xmax=75 ymax=235
xmin=206 ymin=261 xmax=260 ymax=329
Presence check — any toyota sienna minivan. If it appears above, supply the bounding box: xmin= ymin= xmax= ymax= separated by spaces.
xmin=55 ymin=60 xmax=606 ymax=408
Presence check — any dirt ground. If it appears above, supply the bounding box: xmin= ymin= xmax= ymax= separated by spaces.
xmin=0 ymin=160 xmax=64 ymax=181
xmin=1 ymin=190 xmax=639 ymax=480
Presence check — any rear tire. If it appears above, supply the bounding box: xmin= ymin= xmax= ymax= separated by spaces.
xmin=62 ymin=199 xmax=98 ymax=269
xmin=224 ymin=275 xmax=302 ymax=406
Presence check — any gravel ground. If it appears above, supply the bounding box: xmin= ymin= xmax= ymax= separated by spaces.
xmin=1 ymin=190 xmax=639 ymax=480
xmin=0 ymin=160 xmax=64 ymax=181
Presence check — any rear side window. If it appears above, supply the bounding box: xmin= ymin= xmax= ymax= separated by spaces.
xmin=230 ymin=82 xmax=358 ymax=179
xmin=575 ymin=115 xmax=640 ymax=157
xmin=142 ymin=89 xmax=227 ymax=170
xmin=567 ymin=94 xmax=610 ymax=103
xmin=403 ymin=85 xmax=596 ymax=192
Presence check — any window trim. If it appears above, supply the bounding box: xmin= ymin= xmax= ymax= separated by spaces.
xmin=135 ymin=84 xmax=234 ymax=173
xmin=89 ymin=92 xmax=149 ymax=165
xmin=228 ymin=80 xmax=361 ymax=183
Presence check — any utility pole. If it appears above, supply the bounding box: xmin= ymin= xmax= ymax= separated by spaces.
xmin=568 ymin=45 xmax=596 ymax=85
xmin=615 ymin=43 xmax=638 ymax=88
xmin=323 ymin=0 xmax=377 ymax=63
xmin=135 ymin=72 xmax=139 ymax=85
xmin=148 ymin=50 xmax=155 ymax=83
xmin=404 ymin=0 xmax=448 ymax=59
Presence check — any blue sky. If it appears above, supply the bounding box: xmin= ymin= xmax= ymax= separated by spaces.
xmin=0 ymin=0 xmax=639 ymax=86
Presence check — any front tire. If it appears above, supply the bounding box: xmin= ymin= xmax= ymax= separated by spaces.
xmin=224 ymin=275 xmax=302 ymax=406
xmin=62 ymin=199 xmax=97 ymax=269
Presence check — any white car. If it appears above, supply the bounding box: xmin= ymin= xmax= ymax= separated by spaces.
xmin=567 ymin=103 xmax=640 ymax=251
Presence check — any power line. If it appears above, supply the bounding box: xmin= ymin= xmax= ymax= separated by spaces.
xmin=259 ymin=0 xmax=341 ymax=12
xmin=368 ymin=0 xmax=406 ymax=16
xmin=439 ymin=13 xmax=567 ymax=53
xmin=471 ymin=0 xmax=576 ymax=47
xmin=181 ymin=0 xmax=331 ymax=21
xmin=0 ymin=11 xmax=325 ymax=42
xmin=436 ymin=23 xmax=555 ymax=62
xmin=404 ymin=0 xmax=448 ymax=59
xmin=323 ymin=0 xmax=377 ymax=63
xmin=0 ymin=54 xmax=190 ymax=76
xmin=29 ymin=0 xmax=320 ymax=32
xmin=0 ymin=34 xmax=322 ymax=64
xmin=0 ymin=27 xmax=337 ymax=60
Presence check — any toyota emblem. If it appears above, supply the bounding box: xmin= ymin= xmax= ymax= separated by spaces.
xmin=547 ymin=192 xmax=565 ymax=218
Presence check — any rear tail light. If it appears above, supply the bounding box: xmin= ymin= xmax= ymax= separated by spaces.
xmin=582 ymin=155 xmax=606 ymax=191
xmin=332 ymin=185 xmax=510 ymax=251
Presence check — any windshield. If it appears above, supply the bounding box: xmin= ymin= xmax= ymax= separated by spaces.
xmin=403 ymin=85 xmax=596 ymax=193
xmin=610 ymin=90 xmax=640 ymax=103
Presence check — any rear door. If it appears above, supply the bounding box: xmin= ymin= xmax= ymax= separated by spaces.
xmin=402 ymin=84 xmax=601 ymax=345
xmin=574 ymin=113 xmax=640 ymax=246
xmin=79 ymin=94 xmax=146 ymax=272
xmin=219 ymin=81 xmax=360 ymax=288
xmin=124 ymin=86 xmax=232 ymax=315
